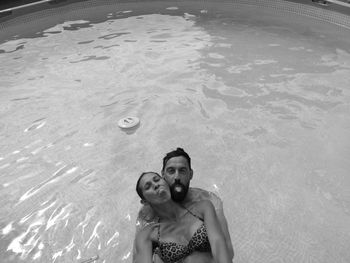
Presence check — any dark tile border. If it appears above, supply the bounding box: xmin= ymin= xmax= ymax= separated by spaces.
xmin=0 ymin=0 xmax=349 ymax=28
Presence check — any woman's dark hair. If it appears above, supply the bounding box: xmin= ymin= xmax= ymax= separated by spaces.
xmin=136 ymin=172 xmax=161 ymax=200
xmin=162 ymin=147 xmax=191 ymax=171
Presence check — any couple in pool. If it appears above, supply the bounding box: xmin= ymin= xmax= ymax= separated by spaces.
xmin=133 ymin=148 xmax=234 ymax=263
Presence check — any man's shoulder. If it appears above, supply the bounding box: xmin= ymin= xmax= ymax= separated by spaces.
xmin=186 ymin=187 xmax=222 ymax=210
xmin=137 ymin=205 xmax=158 ymax=225
xmin=188 ymin=187 xmax=221 ymax=199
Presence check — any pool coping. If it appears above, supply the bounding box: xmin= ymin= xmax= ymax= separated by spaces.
xmin=0 ymin=0 xmax=350 ymax=28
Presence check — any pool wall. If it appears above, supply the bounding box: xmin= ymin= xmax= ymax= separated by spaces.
xmin=1 ymin=0 xmax=350 ymax=28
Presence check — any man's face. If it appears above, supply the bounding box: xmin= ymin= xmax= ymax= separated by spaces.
xmin=162 ymin=156 xmax=193 ymax=188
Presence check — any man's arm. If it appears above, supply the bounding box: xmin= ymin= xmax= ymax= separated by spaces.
xmin=186 ymin=188 xmax=234 ymax=261
xmin=134 ymin=224 xmax=164 ymax=263
xmin=203 ymin=190 xmax=234 ymax=261
xmin=153 ymin=253 xmax=164 ymax=263
xmin=216 ymin=205 xmax=234 ymax=260
xmin=132 ymin=216 xmax=144 ymax=263
xmin=134 ymin=224 xmax=159 ymax=263
xmin=200 ymin=200 xmax=231 ymax=263
xmin=132 ymin=207 xmax=164 ymax=263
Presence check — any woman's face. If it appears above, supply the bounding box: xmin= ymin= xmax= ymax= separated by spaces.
xmin=139 ymin=172 xmax=171 ymax=204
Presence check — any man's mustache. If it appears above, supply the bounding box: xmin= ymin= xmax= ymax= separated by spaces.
xmin=170 ymin=179 xmax=186 ymax=188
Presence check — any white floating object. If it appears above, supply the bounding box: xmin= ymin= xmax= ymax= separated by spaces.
xmin=118 ymin=117 xmax=140 ymax=129
xmin=184 ymin=13 xmax=196 ymax=18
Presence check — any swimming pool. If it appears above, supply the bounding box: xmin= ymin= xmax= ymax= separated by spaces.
xmin=0 ymin=0 xmax=349 ymax=262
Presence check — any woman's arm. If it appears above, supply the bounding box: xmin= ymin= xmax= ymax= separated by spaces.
xmin=134 ymin=224 xmax=158 ymax=263
xmin=198 ymin=200 xmax=232 ymax=263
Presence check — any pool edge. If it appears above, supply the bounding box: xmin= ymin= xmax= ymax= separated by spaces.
xmin=0 ymin=0 xmax=350 ymax=28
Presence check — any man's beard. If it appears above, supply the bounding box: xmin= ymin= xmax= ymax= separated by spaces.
xmin=170 ymin=179 xmax=189 ymax=202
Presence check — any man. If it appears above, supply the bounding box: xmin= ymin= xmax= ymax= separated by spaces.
xmin=133 ymin=147 xmax=234 ymax=262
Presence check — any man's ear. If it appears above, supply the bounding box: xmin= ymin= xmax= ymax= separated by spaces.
xmin=189 ymin=169 xmax=193 ymax=180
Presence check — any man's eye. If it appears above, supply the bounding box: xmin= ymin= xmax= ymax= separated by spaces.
xmin=154 ymin=177 xmax=160 ymax=182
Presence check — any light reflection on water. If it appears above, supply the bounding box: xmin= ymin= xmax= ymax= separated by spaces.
xmin=0 ymin=1 xmax=350 ymax=263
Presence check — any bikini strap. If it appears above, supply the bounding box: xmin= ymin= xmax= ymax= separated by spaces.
xmin=156 ymin=206 xmax=203 ymax=244
xmin=157 ymin=217 xmax=161 ymax=243
xmin=181 ymin=204 xmax=204 ymax=221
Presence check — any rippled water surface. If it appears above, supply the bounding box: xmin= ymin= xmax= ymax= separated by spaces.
xmin=0 ymin=1 xmax=350 ymax=262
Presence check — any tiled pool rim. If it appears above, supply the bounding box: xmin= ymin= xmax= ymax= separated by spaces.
xmin=0 ymin=0 xmax=350 ymax=29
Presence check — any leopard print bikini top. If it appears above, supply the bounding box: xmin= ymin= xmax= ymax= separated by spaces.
xmin=154 ymin=208 xmax=211 ymax=263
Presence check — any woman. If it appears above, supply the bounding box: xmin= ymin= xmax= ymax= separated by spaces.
xmin=134 ymin=172 xmax=231 ymax=263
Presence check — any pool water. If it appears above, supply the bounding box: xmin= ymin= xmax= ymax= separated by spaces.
xmin=0 ymin=1 xmax=350 ymax=262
